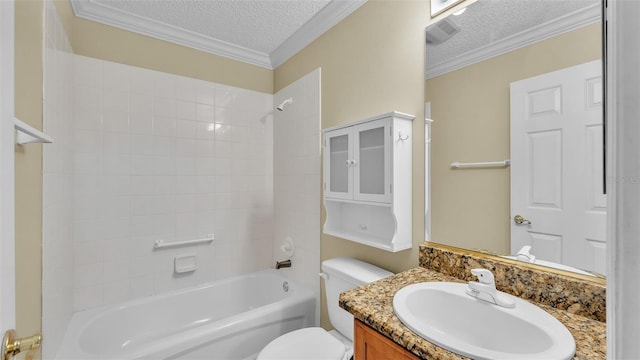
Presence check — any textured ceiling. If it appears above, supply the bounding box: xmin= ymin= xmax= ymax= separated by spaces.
xmin=426 ymin=0 xmax=600 ymax=72
xmin=72 ymin=0 xmax=364 ymax=69
xmin=94 ymin=0 xmax=332 ymax=54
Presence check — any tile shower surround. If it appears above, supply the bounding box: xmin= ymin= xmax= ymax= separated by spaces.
xmin=43 ymin=3 xmax=322 ymax=357
xmin=71 ymin=56 xmax=274 ymax=311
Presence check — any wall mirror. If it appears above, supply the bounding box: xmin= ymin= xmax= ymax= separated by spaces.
xmin=424 ymin=0 xmax=605 ymax=279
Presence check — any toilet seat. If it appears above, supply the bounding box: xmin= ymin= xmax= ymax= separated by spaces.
xmin=257 ymin=327 xmax=347 ymax=360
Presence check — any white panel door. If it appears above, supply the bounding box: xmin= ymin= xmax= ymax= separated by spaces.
xmin=510 ymin=60 xmax=606 ymax=275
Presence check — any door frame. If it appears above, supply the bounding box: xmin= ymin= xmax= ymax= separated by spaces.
xmin=0 ymin=0 xmax=16 ymax=331
xmin=606 ymin=0 xmax=640 ymax=357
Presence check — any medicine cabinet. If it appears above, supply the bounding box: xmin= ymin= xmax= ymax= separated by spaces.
xmin=323 ymin=111 xmax=414 ymax=252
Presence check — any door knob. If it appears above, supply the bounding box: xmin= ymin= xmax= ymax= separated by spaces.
xmin=513 ymin=215 xmax=532 ymax=225
xmin=2 ymin=330 xmax=41 ymax=360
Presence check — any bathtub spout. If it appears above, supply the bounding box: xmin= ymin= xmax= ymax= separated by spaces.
xmin=275 ymin=259 xmax=292 ymax=269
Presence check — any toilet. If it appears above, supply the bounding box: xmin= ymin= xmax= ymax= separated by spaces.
xmin=257 ymin=257 xmax=393 ymax=360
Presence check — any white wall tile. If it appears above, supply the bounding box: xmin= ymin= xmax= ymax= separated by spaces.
xmin=104 ymin=89 xmax=129 ymax=112
xmin=153 ymin=116 xmax=175 ymax=137
xmin=130 ymin=134 xmax=154 ymax=155
xmin=175 ymin=139 xmax=196 ymax=157
xmin=153 ymin=156 xmax=176 ymax=175
xmin=103 ymin=61 xmax=129 ymax=92
xmin=176 ymin=100 xmax=196 ymax=120
xmin=103 ymin=280 xmax=130 ymax=304
xmin=153 ymin=136 xmax=176 ymax=156
xmin=130 ymin=276 xmax=154 ymax=298
xmin=154 ymin=96 xmax=174 ymax=117
xmin=131 ymin=196 xmax=155 ymax=216
xmin=74 ymin=106 xmax=102 ymax=131
xmin=74 ymin=285 xmax=103 ymax=311
xmin=197 ymin=140 xmax=216 ymax=158
xmin=103 ymin=132 xmax=130 ymax=154
xmin=74 ymin=56 xmax=102 ymax=88
xmin=129 ymin=113 xmax=153 ymax=135
xmin=175 ymin=77 xmax=196 ymax=102
xmin=176 ymin=119 xmax=196 ymax=139
xmin=130 ymin=67 xmax=155 ymax=95
xmin=75 ymin=85 xmax=102 ymax=111
xmin=130 ymin=155 xmax=155 ymax=175
xmin=154 ymin=73 xmax=175 ymax=99
xmin=197 ymin=82 xmax=215 ymax=105
xmin=130 ymin=94 xmax=153 ymax=114
xmin=129 ymin=175 xmax=154 ymax=195
xmin=103 ymin=110 xmax=129 ymax=133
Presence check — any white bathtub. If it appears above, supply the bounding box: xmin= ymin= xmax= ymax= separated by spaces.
xmin=57 ymin=270 xmax=316 ymax=360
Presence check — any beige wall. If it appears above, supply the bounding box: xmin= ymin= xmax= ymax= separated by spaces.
xmin=274 ymin=0 xmax=428 ymax=329
xmin=427 ymin=23 xmax=602 ymax=254
xmin=15 ymin=0 xmax=44 ymax=338
xmin=71 ymin=14 xmax=273 ymax=94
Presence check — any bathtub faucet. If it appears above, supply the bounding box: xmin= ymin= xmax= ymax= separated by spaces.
xmin=275 ymin=259 xmax=292 ymax=269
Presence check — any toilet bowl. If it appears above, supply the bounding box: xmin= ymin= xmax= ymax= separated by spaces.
xmin=256 ymin=257 xmax=392 ymax=360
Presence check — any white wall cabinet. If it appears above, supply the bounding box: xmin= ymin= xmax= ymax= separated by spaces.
xmin=323 ymin=111 xmax=413 ymax=252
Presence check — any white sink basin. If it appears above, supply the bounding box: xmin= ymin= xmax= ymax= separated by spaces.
xmin=393 ymin=282 xmax=576 ymax=360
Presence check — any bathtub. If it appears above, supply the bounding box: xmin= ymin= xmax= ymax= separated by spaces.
xmin=57 ymin=270 xmax=316 ymax=360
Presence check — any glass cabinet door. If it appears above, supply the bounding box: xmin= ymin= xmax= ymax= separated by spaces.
xmin=325 ymin=127 xmax=353 ymax=199
xmin=354 ymin=119 xmax=391 ymax=203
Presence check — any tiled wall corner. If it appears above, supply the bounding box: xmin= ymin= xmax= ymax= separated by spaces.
xmin=419 ymin=243 xmax=606 ymax=322
xmin=42 ymin=1 xmax=75 ymax=357
xmin=273 ymin=69 xmax=321 ymax=325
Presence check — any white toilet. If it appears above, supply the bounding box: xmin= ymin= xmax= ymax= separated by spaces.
xmin=257 ymin=257 xmax=392 ymax=360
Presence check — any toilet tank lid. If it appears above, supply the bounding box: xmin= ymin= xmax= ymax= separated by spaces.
xmin=321 ymin=257 xmax=393 ymax=285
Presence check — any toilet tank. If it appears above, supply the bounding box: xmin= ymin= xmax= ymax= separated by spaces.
xmin=321 ymin=257 xmax=393 ymax=341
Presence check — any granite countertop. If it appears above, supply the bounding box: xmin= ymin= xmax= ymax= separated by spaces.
xmin=339 ymin=267 xmax=606 ymax=360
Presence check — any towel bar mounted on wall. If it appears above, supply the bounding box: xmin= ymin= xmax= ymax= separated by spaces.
xmin=450 ymin=160 xmax=510 ymax=169
xmin=14 ymin=118 xmax=53 ymax=145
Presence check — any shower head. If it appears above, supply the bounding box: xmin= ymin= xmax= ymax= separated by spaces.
xmin=276 ymin=98 xmax=293 ymax=112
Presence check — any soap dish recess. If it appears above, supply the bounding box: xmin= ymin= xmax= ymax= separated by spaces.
xmin=175 ymin=254 xmax=197 ymax=273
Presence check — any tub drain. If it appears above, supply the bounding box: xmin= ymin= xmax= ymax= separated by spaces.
xmin=282 ymin=281 xmax=289 ymax=292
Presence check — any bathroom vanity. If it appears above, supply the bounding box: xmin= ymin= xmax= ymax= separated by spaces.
xmin=342 ymin=243 xmax=607 ymax=360
xmin=354 ymin=319 xmax=419 ymax=360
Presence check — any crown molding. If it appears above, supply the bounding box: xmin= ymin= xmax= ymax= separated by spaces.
xmin=270 ymin=0 xmax=367 ymax=68
xmin=70 ymin=0 xmax=273 ymax=69
xmin=425 ymin=3 xmax=601 ymax=79
xmin=70 ymin=0 xmax=366 ymax=70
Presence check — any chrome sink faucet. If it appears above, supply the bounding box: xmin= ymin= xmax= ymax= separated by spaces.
xmin=465 ymin=269 xmax=516 ymax=308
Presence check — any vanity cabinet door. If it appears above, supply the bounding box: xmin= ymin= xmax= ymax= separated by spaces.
xmin=354 ymin=320 xmax=420 ymax=360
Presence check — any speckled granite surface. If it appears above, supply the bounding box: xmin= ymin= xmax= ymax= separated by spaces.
xmin=419 ymin=243 xmax=606 ymax=322
xmin=340 ymin=267 xmax=606 ymax=359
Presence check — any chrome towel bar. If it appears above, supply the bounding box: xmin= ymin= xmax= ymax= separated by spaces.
xmin=450 ymin=160 xmax=510 ymax=169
